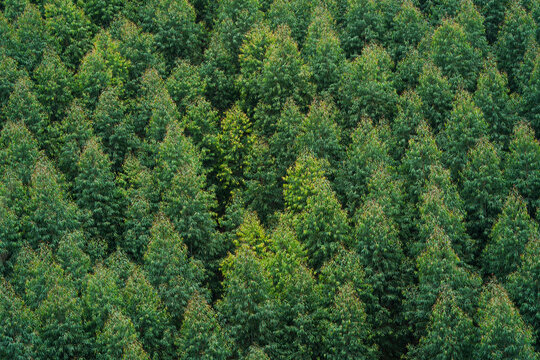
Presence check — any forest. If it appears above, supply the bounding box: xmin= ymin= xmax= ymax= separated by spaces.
xmin=0 ymin=0 xmax=539 ymax=358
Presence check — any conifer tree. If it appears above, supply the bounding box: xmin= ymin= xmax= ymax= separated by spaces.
xmin=56 ymin=231 xmax=92 ymax=290
xmin=27 ymin=159 xmax=80 ymax=249
xmin=74 ymin=137 xmax=124 ymax=247
xmin=355 ymin=199 xmax=409 ymax=358
xmin=521 ymin=50 xmax=540 ymax=135
xmin=0 ymin=53 xmax=25 ymax=110
xmin=476 ymin=0 xmax=510 ymax=43
xmin=0 ymin=198 xmax=21 ymax=274
xmin=505 ymin=122 xmax=540 ymax=216
xmin=178 ymin=291 xmax=232 ymax=360
xmin=244 ymin=346 xmax=271 ymax=360
xmin=416 ymin=62 xmax=454 ymax=134
xmin=439 ymin=90 xmax=488 ymax=181
xmin=324 ymin=283 xmax=377 ymax=360
xmin=461 ymin=138 xmax=507 ymax=245
xmin=477 ymin=283 xmax=538 ymax=360
xmin=122 ymin=267 xmax=174 ymax=359
xmin=338 ymin=44 xmax=398 ymax=130
xmin=95 ymin=309 xmax=140 ymax=360
xmin=36 ymin=283 xmax=86 ymax=360
xmin=391 ymin=91 xmax=425 ymax=160
xmin=267 ymin=0 xmax=314 ymax=46
xmin=303 ymin=6 xmax=344 ymax=96
xmin=143 ymin=215 xmax=206 ymax=324
xmin=394 ymin=48 xmax=425 ymax=93
xmin=507 ymin=237 xmax=540 ymax=350
xmin=406 ymin=287 xmax=477 ymax=360
xmin=404 ymin=227 xmax=481 ymax=339
xmin=44 ymin=0 xmax=94 ymax=69
xmin=474 ymin=58 xmax=519 ymax=147
xmin=456 ymin=0 xmax=489 ymax=56
xmin=391 ymin=1 xmax=429 ymax=62
xmin=166 ymin=60 xmax=205 ymax=116
xmin=82 ymin=0 xmax=124 ymax=27
xmin=0 ymin=278 xmax=38 ymax=360
xmin=33 ymin=49 xmax=73 ymax=122
xmin=495 ymin=1 xmax=536 ymax=91
xmin=0 ymin=121 xmax=40 ymax=186
xmin=482 ymin=191 xmax=538 ymax=279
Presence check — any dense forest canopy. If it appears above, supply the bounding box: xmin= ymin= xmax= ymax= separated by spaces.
xmin=0 ymin=0 xmax=539 ymax=359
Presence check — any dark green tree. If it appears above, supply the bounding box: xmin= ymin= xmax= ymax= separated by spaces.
xmin=475 ymin=0 xmax=510 ymax=43
xmin=178 ymin=291 xmax=232 ymax=360
xmin=391 ymin=0 xmax=429 ymax=62
xmin=482 ymin=191 xmax=538 ymax=279
xmin=391 ymin=90 xmax=425 ymax=160
xmin=143 ymin=215 xmax=206 ymax=324
xmin=56 ymin=231 xmax=92 ymax=290
xmin=457 ymin=0 xmax=489 ymax=55
xmin=267 ymin=0 xmax=314 ymax=46
xmin=0 ymin=121 xmax=40 ymax=186
xmin=505 ymin=122 xmax=540 ymax=216
xmin=166 ymin=60 xmax=205 ymax=116
xmin=521 ymin=50 xmax=540 ymax=135
xmin=476 ymin=282 xmax=538 ymax=360
xmin=95 ymin=309 xmax=141 ymax=360
xmin=0 ymin=53 xmax=25 ymax=110
xmin=81 ymin=0 xmax=124 ymax=26
xmin=461 ymin=138 xmax=507 ymax=246
xmin=74 ymin=137 xmax=124 ymax=247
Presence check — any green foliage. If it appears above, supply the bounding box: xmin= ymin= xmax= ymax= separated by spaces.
xmin=439 ymin=90 xmax=488 ymax=180
xmin=406 ymin=287 xmax=477 ymax=360
xmin=521 ymin=50 xmax=540 ymax=135
xmin=95 ymin=309 xmax=140 ymax=360
xmin=476 ymin=282 xmax=538 ymax=360
xmin=457 ymin=0 xmax=489 ymax=55
xmin=0 ymin=53 xmax=25 ymax=110
xmin=505 ymin=122 xmax=540 ymax=216
xmin=482 ymin=191 xmax=538 ymax=279
xmin=0 ymin=121 xmax=40 ymax=185
xmin=44 ymin=0 xmax=94 ymax=68
xmin=267 ymin=0 xmax=314 ymax=46
xmin=338 ymin=44 xmax=398 ymax=130
xmin=461 ymin=138 xmax=507 ymax=245
xmin=392 ymin=0 xmax=429 ymax=62
xmin=178 ymin=291 xmax=232 ymax=360
xmin=56 ymin=231 xmax=91 ymax=289
xmin=166 ymin=60 xmax=205 ymax=116
xmin=143 ymin=215 xmax=206 ymax=323
xmin=74 ymin=137 xmax=124 ymax=247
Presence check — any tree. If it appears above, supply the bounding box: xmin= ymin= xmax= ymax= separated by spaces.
xmin=56 ymin=231 xmax=91 ymax=290
xmin=476 ymin=282 xmax=538 ymax=360
xmin=464 ymin=142 xmax=505 ymax=238
xmin=324 ymin=283 xmax=377 ymax=360
xmin=521 ymin=50 xmax=540 ymax=135
xmin=476 ymin=0 xmax=510 ymax=43
xmin=166 ymin=60 xmax=205 ymax=116
xmin=338 ymin=44 xmax=398 ymax=131
xmin=422 ymin=0 xmax=461 ymax=25
xmin=44 ymin=0 xmax=94 ymax=68
xmin=482 ymin=191 xmax=538 ymax=279
xmin=178 ymin=291 xmax=232 ymax=360
xmin=404 ymin=227 xmax=482 ymax=339
xmin=0 ymin=278 xmax=39 ymax=360
xmin=391 ymin=0 xmax=429 ymax=62
xmin=355 ymin=199 xmax=409 ymax=358
xmin=337 ymin=117 xmax=393 ymax=213
xmin=406 ymin=287 xmax=477 ymax=360
xmin=495 ymin=1 xmax=536 ymax=91
xmin=474 ymin=58 xmax=519 ymax=148
xmin=439 ymin=90 xmax=488 ymax=181
xmin=297 ymin=99 xmax=343 ymax=168
xmin=26 ymin=159 xmax=80 ymax=249
xmin=303 ymin=6 xmax=344 ymax=96
xmin=507 ymin=237 xmax=540 ymax=350
xmin=0 ymin=121 xmax=40 ymax=186
xmin=457 ymin=0 xmax=489 ymax=55
xmin=505 ymin=122 xmax=540 ymax=217
xmin=217 ymin=245 xmax=273 ymax=357
xmin=143 ymin=215 xmax=206 ymax=324
xmin=74 ymin=137 xmax=124 ymax=247
xmin=36 ymin=283 xmax=86 ymax=360
xmin=0 ymin=196 xmax=21 ymax=274
xmin=95 ymin=309 xmax=140 ymax=360
xmin=122 ymin=268 xmax=174 ymax=359
xmin=391 ymin=90 xmax=425 ymax=160
xmin=267 ymin=0 xmax=314 ymax=46
xmin=0 ymin=54 xmax=25 ymax=110
xmin=3 ymin=76 xmax=49 ymax=150
xmin=416 ymin=62 xmax=454 ymax=134
xmin=33 ymin=49 xmax=73 ymax=123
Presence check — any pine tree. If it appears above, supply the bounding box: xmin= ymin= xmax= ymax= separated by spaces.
xmin=74 ymin=137 xmax=124 ymax=247
xmin=143 ymin=215 xmax=206 ymax=324
xmin=33 ymin=49 xmax=73 ymax=122
xmin=338 ymin=44 xmax=398 ymax=130
xmin=297 ymin=98 xmax=343 ymax=167
xmin=404 ymin=227 xmax=481 ymax=339
xmin=44 ymin=0 xmax=94 ymax=68
xmin=217 ymin=245 xmax=273 ymax=357
xmin=0 ymin=278 xmax=39 ymax=360
xmin=507 ymin=237 xmax=540 ymax=350
xmin=439 ymin=90 xmax=488 ymax=181
xmin=474 ymin=58 xmax=519 ymax=148
xmin=303 ymin=6 xmax=344 ymax=96
xmin=122 ymin=267 xmax=174 ymax=359
xmin=482 ymin=191 xmax=538 ymax=279
xmin=461 ymin=138 xmax=507 ymax=246
xmin=324 ymin=283 xmax=377 ymax=360
xmin=416 ymin=62 xmax=454 ymax=134
xmin=36 ymin=283 xmax=86 ymax=360
xmin=26 ymin=159 xmax=80 ymax=249
xmin=178 ymin=291 xmax=232 ymax=360
xmin=505 ymin=122 xmax=540 ymax=217
xmin=406 ymin=287 xmax=477 ymax=360
xmin=477 ymin=282 xmax=538 ymax=360
xmin=495 ymin=1 xmax=536 ymax=91
xmin=355 ymin=198 xmax=409 ymax=358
